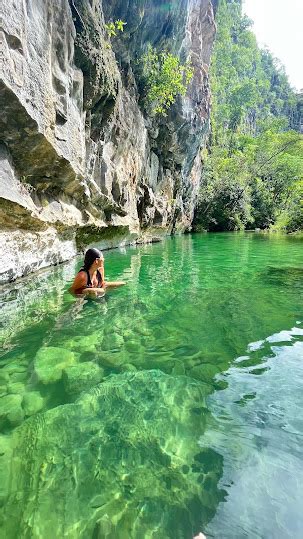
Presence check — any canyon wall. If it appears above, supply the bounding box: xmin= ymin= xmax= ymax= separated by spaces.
xmin=0 ymin=0 xmax=216 ymax=282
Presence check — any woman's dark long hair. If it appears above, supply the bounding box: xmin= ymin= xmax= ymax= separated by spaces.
xmin=83 ymin=248 xmax=103 ymax=271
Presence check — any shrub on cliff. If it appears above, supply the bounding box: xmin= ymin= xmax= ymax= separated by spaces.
xmin=141 ymin=45 xmax=193 ymax=116
xmin=105 ymin=19 xmax=126 ymax=38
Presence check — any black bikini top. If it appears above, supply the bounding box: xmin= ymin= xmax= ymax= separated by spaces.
xmin=78 ymin=268 xmax=103 ymax=288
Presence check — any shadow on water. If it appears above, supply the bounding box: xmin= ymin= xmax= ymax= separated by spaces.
xmin=0 ymin=233 xmax=303 ymax=537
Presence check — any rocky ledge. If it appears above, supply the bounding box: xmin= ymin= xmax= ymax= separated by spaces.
xmin=0 ymin=0 xmax=216 ymax=282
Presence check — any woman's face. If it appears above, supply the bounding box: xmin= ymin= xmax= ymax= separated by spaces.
xmin=95 ymin=256 xmax=104 ymax=269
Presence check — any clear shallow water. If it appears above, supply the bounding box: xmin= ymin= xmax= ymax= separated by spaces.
xmin=0 ymin=232 xmax=303 ymax=538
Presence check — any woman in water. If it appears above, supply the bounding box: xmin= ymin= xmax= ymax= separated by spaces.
xmin=70 ymin=247 xmax=125 ymax=296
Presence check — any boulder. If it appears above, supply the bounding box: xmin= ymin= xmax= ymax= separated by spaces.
xmin=189 ymin=363 xmax=221 ymax=384
xmin=120 ymin=363 xmax=137 ymax=372
xmin=7 ymin=382 xmax=26 ymax=395
xmin=22 ymin=391 xmax=44 ymax=417
xmin=62 ymin=333 xmax=100 ymax=354
xmin=0 ymin=394 xmax=24 ymax=426
xmin=63 ymin=362 xmax=104 ymax=395
xmin=101 ymin=333 xmax=124 ymax=351
xmin=34 ymin=347 xmax=75 ymax=384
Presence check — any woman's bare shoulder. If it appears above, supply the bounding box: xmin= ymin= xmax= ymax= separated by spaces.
xmin=70 ymin=271 xmax=87 ymax=292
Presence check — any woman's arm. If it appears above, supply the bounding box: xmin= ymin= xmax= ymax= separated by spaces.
xmin=100 ymin=260 xmax=105 ymax=284
xmin=70 ymin=273 xmax=104 ymax=296
xmin=82 ymin=288 xmax=105 ymax=297
xmin=104 ymin=281 xmax=126 ymax=288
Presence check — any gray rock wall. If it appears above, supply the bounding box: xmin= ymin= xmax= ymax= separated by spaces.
xmin=0 ymin=0 xmax=216 ymax=282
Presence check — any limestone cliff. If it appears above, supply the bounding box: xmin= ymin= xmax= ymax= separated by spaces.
xmin=0 ymin=0 xmax=216 ymax=282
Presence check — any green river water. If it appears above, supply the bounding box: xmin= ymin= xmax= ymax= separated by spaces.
xmin=0 ymin=232 xmax=303 ymax=538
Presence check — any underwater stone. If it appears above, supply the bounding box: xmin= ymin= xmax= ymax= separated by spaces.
xmin=0 ymin=385 xmax=7 ymax=397
xmin=0 ymin=371 xmax=224 ymax=537
xmin=101 ymin=333 xmax=124 ymax=351
xmin=124 ymin=340 xmax=140 ymax=353
xmin=172 ymin=361 xmax=186 ymax=376
xmin=122 ymin=329 xmax=136 ymax=341
xmin=22 ymin=391 xmax=44 ymax=417
xmin=34 ymin=347 xmax=75 ymax=384
xmin=2 ymin=363 xmax=27 ymax=375
xmin=62 ymin=334 xmax=100 ymax=354
xmin=7 ymin=382 xmax=26 ymax=395
xmin=80 ymin=351 xmax=97 ymax=362
xmin=120 ymin=363 xmax=137 ymax=372
xmin=0 ymin=435 xmax=13 ymax=504
xmin=9 ymin=371 xmax=28 ymax=383
xmin=63 ymin=362 xmax=104 ymax=395
xmin=0 ymin=372 xmax=9 ymax=384
xmin=189 ymin=364 xmax=221 ymax=384
xmin=97 ymin=351 xmax=124 ymax=368
xmin=0 ymin=394 xmax=24 ymax=426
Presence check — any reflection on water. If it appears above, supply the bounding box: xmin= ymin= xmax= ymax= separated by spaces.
xmin=0 ymin=233 xmax=303 ymax=538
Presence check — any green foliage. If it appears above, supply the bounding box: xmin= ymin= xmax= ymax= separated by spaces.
xmin=196 ymin=147 xmax=252 ymax=231
xmin=141 ymin=45 xmax=193 ymax=116
xmin=276 ymin=180 xmax=303 ymax=232
xmin=250 ymin=131 xmax=303 ymax=228
xmin=210 ymin=1 xmax=296 ymax=143
xmin=195 ymin=0 xmax=303 ymax=232
xmin=105 ymin=19 xmax=126 ymax=38
xmin=196 ymin=127 xmax=303 ymax=231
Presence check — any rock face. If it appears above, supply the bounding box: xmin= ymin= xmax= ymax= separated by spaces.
xmin=0 ymin=0 xmax=216 ymax=282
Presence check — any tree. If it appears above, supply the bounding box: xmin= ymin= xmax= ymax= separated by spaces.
xmin=194 ymin=0 xmax=303 ymax=232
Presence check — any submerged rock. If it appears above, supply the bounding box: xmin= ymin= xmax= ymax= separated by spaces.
xmin=34 ymin=347 xmax=75 ymax=384
xmin=63 ymin=362 xmax=104 ymax=395
xmin=124 ymin=340 xmax=140 ymax=354
xmin=2 ymin=363 xmax=27 ymax=375
xmin=9 ymin=371 xmax=28 ymax=383
xmin=0 ymin=371 xmax=224 ymax=537
xmin=101 ymin=333 xmax=124 ymax=351
xmin=61 ymin=334 xmax=101 ymax=354
xmin=120 ymin=363 xmax=137 ymax=373
xmin=189 ymin=364 xmax=221 ymax=384
xmin=7 ymin=382 xmax=26 ymax=396
xmin=0 ymin=372 xmax=9 ymax=384
xmin=22 ymin=391 xmax=44 ymax=417
xmin=0 ymin=385 xmax=7 ymax=397
xmin=0 ymin=394 xmax=24 ymax=426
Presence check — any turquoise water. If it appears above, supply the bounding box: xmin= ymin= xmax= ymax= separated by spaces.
xmin=0 ymin=232 xmax=303 ymax=538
